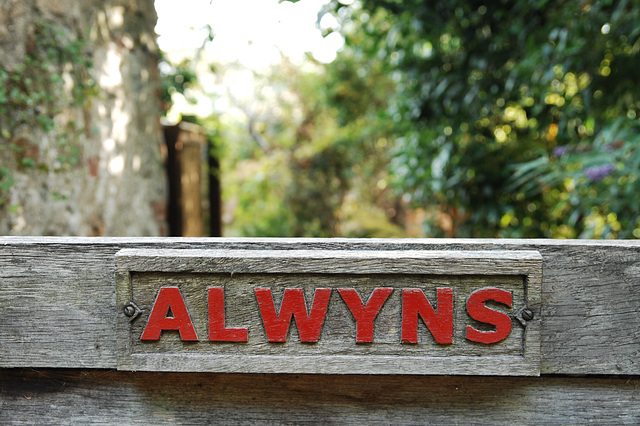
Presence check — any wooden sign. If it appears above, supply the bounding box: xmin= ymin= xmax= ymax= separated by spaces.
xmin=116 ymin=249 xmax=542 ymax=375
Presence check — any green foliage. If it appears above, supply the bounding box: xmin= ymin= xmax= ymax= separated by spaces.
xmin=0 ymin=20 xmax=95 ymax=173
xmin=329 ymin=0 xmax=640 ymax=238
xmin=227 ymin=153 xmax=296 ymax=237
xmin=513 ymin=118 xmax=640 ymax=238
xmin=222 ymin=56 xmax=401 ymax=237
xmin=159 ymin=57 xmax=198 ymax=115
xmin=0 ymin=167 xmax=14 ymax=205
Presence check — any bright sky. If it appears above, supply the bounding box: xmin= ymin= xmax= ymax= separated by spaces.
xmin=155 ymin=0 xmax=344 ymax=120
xmin=155 ymin=0 xmax=343 ymax=67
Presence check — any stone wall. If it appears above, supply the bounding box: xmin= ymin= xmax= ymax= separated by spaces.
xmin=0 ymin=0 xmax=167 ymax=236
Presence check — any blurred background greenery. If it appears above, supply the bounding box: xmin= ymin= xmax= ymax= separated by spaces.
xmin=163 ymin=0 xmax=638 ymax=238
xmin=4 ymin=0 xmax=637 ymax=238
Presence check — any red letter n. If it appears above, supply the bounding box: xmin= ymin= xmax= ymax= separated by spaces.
xmin=401 ymin=288 xmax=453 ymax=344
xmin=255 ymin=288 xmax=331 ymax=342
xmin=141 ymin=286 xmax=198 ymax=341
xmin=208 ymin=287 xmax=248 ymax=342
xmin=338 ymin=288 xmax=393 ymax=343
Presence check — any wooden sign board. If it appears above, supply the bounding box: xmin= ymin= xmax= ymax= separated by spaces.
xmin=116 ymin=249 xmax=542 ymax=376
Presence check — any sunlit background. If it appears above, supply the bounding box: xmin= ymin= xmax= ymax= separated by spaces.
xmin=3 ymin=0 xmax=636 ymax=238
xmin=152 ymin=0 xmax=640 ymax=239
xmin=155 ymin=0 xmax=343 ymax=120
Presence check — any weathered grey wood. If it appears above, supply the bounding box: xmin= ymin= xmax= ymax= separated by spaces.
xmin=115 ymin=249 xmax=541 ymax=375
xmin=116 ymin=248 xmax=543 ymax=274
xmin=1 ymin=237 xmax=640 ymax=374
xmin=1 ymin=369 xmax=639 ymax=424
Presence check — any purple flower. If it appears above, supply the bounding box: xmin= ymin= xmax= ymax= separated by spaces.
xmin=604 ymin=140 xmax=624 ymax=152
xmin=584 ymin=164 xmax=616 ymax=181
xmin=553 ymin=146 xmax=569 ymax=157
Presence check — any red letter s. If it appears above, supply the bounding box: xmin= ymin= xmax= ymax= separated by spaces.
xmin=466 ymin=288 xmax=512 ymax=344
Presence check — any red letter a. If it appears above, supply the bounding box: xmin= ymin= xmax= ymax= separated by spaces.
xmin=255 ymin=288 xmax=331 ymax=342
xmin=401 ymin=288 xmax=453 ymax=344
xmin=208 ymin=287 xmax=248 ymax=342
xmin=466 ymin=288 xmax=512 ymax=344
xmin=338 ymin=288 xmax=393 ymax=343
xmin=141 ymin=287 xmax=198 ymax=341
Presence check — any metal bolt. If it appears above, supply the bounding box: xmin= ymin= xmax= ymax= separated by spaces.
xmin=123 ymin=303 xmax=136 ymax=317
xmin=521 ymin=308 xmax=535 ymax=321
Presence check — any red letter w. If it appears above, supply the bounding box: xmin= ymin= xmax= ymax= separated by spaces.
xmin=255 ymin=288 xmax=331 ymax=342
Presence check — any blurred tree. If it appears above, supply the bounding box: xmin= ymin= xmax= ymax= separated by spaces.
xmin=223 ymin=55 xmax=404 ymax=237
xmin=328 ymin=0 xmax=640 ymax=238
xmin=0 ymin=0 xmax=166 ymax=235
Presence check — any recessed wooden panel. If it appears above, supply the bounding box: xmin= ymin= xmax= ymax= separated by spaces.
xmin=116 ymin=249 xmax=541 ymax=375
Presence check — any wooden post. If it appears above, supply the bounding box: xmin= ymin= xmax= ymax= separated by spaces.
xmin=208 ymin=146 xmax=222 ymax=237
xmin=163 ymin=121 xmax=207 ymax=237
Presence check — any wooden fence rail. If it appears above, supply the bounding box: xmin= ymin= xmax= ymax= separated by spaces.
xmin=1 ymin=237 xmax=639 ymax=423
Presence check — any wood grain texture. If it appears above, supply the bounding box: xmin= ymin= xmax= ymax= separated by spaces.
xmin=115 ymin=249 xmax=541 ymax=375
xmin=1 ymin=369 xmax=639 ymax=425
xmin=1 ymin=237 xmax=639 ymax=374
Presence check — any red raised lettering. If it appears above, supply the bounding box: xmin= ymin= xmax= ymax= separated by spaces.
xmin=255 ymin=288 xmax=331 ymax=343
xmin=208 ymin=287 xmax=248 ymax=342
xmin=338 ymin=288 xmax=393 ymax=343
xmin=141 ymin=286 xmax=198 ymax=341
xmin=401 ymin=288 xmax=453 ymax=344
xmin=466 ymin=288 xmax=512 ymax=344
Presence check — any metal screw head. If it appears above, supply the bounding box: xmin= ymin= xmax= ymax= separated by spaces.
xmin=123 ymin=304 xmax=136 ymax=317
xmin=521 ymin=308 xmax=535 ymax=321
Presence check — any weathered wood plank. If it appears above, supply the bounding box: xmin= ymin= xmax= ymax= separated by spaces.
xmin=1 ymin=237 xmax=639 ymax=374
xmin=1 ymin=369 xmax=639 ymax=424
